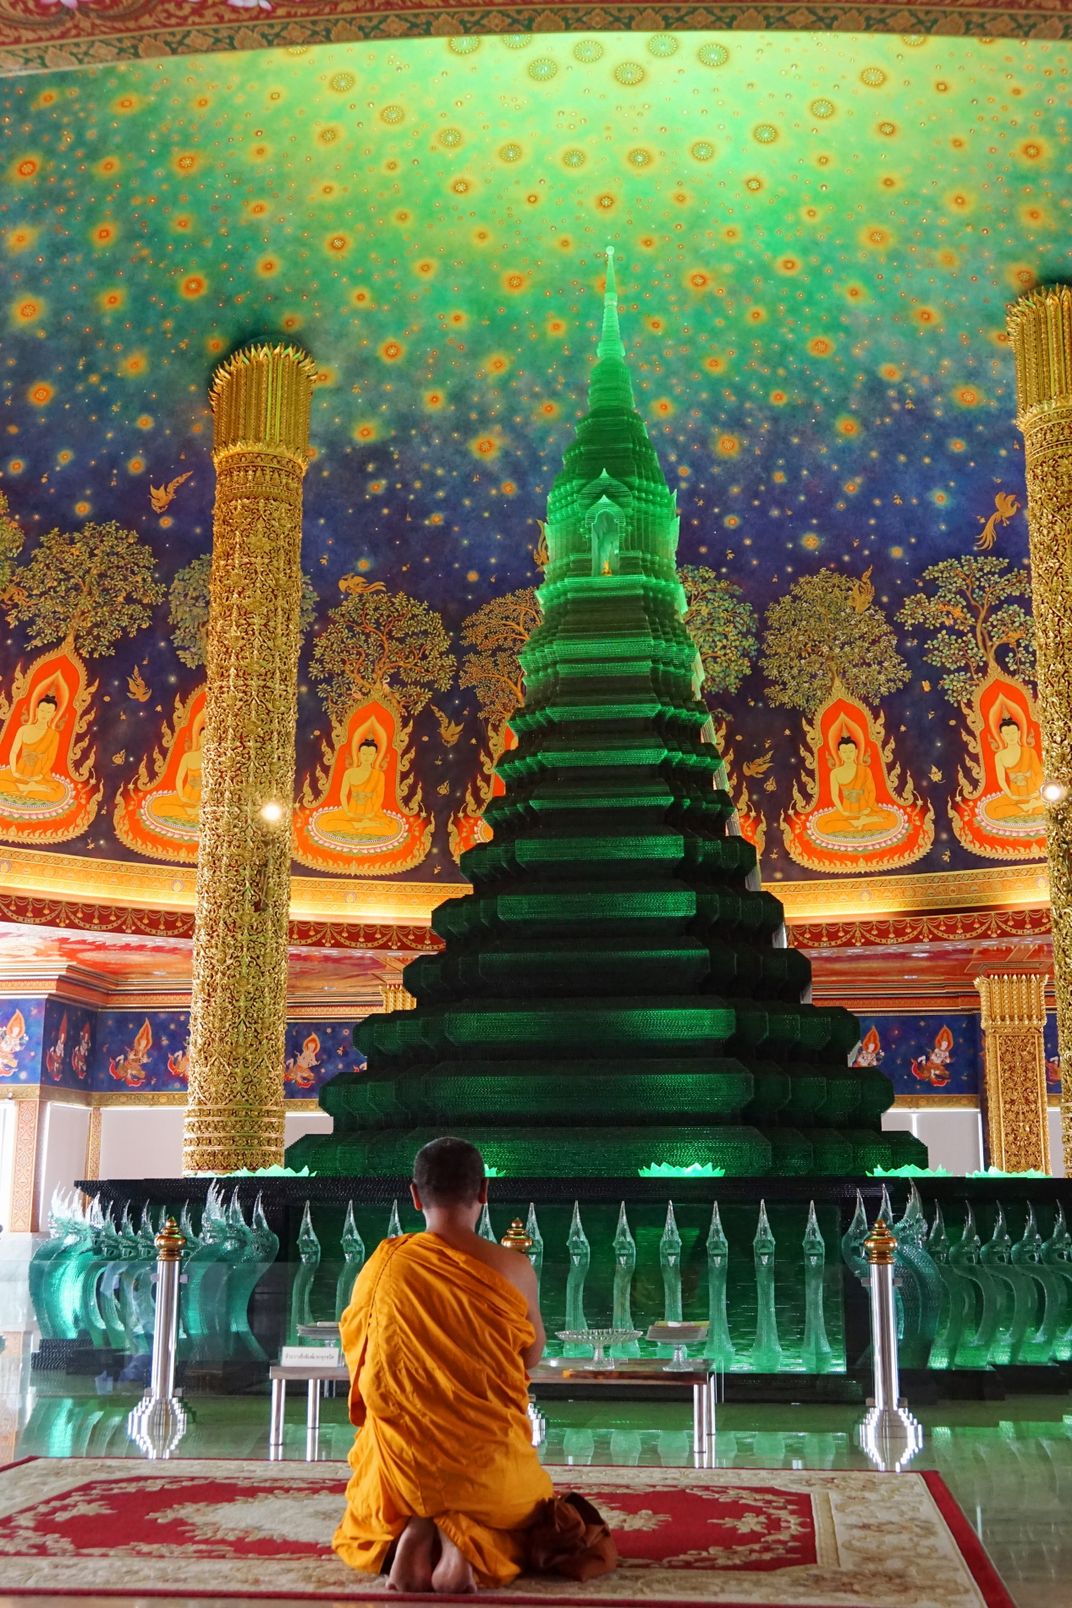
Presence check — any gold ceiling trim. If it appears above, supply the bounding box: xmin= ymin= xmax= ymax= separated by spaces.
xmin=0 ymin=1 xmax=1067 ymax=78
xmin=776 ymin=863 xmax=1050 ymax=921
xmin=890 ymin=1094 xmax=981 ymax=1109
xmin=0 ymin=845 xmax=445 ymax=924
xmin=0 ymin=848 xmax=1050 ymax=941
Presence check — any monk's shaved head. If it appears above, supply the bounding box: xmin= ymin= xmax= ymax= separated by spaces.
xmin=413 ymin=1136 xmax=486 ymax=1206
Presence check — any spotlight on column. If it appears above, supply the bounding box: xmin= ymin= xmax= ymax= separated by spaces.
xmin=1041 ymin=779 xmax=1068 ymax=804
xmin=260 ymin=801 xmax=286 ymax=824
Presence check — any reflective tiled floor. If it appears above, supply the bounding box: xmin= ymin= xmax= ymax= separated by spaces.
xmin=4 ymin=1370 xmax=1072 ymax=1608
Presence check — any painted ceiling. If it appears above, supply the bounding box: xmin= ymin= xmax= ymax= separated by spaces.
xmin=0 ymin=29 xmax=1069 ymax=915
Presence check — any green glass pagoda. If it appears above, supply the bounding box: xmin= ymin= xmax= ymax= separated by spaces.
xmin=289 ymin=250 xmax=926 ymax=1179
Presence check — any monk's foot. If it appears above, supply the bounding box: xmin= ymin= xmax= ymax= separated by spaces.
xmin=432 ymin=1528 xmax=477 ymax=1595
xmin=388 ymin=1517 xmax=437 ymax=1593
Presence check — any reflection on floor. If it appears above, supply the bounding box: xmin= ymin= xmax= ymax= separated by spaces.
xmin=3 ymin=1373 xmax=1070 ymax=1608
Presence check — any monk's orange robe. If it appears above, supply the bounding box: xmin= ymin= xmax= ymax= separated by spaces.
xmin=334 ymin=1232 xmax=554 ymax=1588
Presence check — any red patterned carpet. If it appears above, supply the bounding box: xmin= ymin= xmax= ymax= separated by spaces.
xmin=0 ymin=1458 xmax=1011 ymax=1607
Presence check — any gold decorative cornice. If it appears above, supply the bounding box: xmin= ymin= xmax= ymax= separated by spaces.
xmin=892 ymin=1094 xmax=981 ymax=1110
xmin=776 ymin=863 xmax=1049 ymax=922
xmin=0 ymin=3 xmax=1067 ymax=80
xmin=0 ymin=844 xmax=448 ymax=924
xmin=0 ymin=851 xmax=1049 ymax=939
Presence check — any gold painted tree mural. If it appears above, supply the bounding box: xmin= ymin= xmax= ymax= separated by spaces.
xmin=310 ymin=584 xmax=455 ymax=725
xmin=680 ymin=566 xmax=764 ymax=852
xmin=680 ymin=566 xmax=757 ymax=708
xmin=761 ymin=569 xmax=910 ymax=716
xmin=0 ymin=490 xmax=24 ymax=604
xmin=459 ymin=587 xmax=539 ymax=729
xmin=7 ymin=522 xmax=161 ymax=659
xmin=168 ymin=553 xmax=317 ymax=671
xmin=897 ymin=555 xmax=1035 ymax=709
xmin=450 ymin=587 xmax=538 ymax=857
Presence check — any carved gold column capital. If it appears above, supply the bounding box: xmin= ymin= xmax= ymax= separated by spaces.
xmin=183 ymin=343 xmax=317 ymax=1176
xmin=975 ymin=972 xmax=1048 ymax=1032
xmin=974 ymin=972 xmax=1051 ymax=1175
xmin=1009 ymin=285 xmax=1072 ymax=1174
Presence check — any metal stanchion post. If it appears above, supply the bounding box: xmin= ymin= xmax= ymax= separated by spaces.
xmin=857 ymin=1217 xmax=923 ymax=1471
xmin=128 ymin=1216 xmax=189 ymax=1459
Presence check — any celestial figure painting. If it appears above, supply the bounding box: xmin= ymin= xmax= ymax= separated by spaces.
xmin=951 ymin=673 xmax=1047 ymax=860
xmin=852 ymin=1026 xmax=884 ymax=1069
xmin=285 ymin=1033 xmax=321 ymax=1091
xmin=0 ymin=649 xmax=100 ymax=844
xmin=113 ymin=686 xmax=205 ymax=862
xmin=292 ymin=697 xmax=430 ymax=875
xmin=108 ymin=1019 xmax=153 ymax=1089
xmin=0 ymin=1009 xmax=28 ymax=1078
xmin=911 ymin=1025 xmax=955 ymax=1089
xmin=44 ymin=1012 xmax=67 ymax=1082
xmin=782 ymin=691 xmax=933 ymax=873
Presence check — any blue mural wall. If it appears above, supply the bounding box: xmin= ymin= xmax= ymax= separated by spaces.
xmin=10 ymin=999 xmax=1057 ymax=1104
xmin=852 ymin=1012 xmax=983 ymax=1099
xmin=0 ymin=999 xmax=362 ymax=1098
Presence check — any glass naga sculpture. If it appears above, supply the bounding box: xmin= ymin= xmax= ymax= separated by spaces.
xmin=288 ymin=249 xmax=924 ymax=1180
xmin=611 ymin=1202 xmax=640 ymax=1357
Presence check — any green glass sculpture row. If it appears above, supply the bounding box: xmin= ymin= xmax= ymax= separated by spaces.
xmin=31 ymin=1186 xmax=1072 ymax=1378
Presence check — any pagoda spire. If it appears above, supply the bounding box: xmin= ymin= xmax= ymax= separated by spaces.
xmin=588 ymin=245 xmax=635 ymax=413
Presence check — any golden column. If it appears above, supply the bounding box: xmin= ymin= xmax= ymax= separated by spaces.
xmin=182 ymin=344 xmax=317 ymax=1175
xmin=975 ymin=973 xmax=1051 ymax=1175
xmin=1009 ymin=285 xmax=1072 ymax=1169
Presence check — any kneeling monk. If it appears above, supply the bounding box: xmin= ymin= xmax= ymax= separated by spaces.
xmin=334 ymin=1137 xmax=553 ymax=1593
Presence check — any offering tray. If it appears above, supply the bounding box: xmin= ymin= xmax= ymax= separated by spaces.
xmin=556 ymin=1328 xmax=642 ymax=1369
xmin=646 ymin=1320 xmax=709 ymax=1372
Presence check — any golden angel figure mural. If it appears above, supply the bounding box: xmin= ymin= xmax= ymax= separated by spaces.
xmin=763 ymin=569 xmax=932 ymax=873
xmin=0 ymin=1008 xmax=28 ymax=1078
xmin=294 ymin=583 xmax=452 ymax=875
xmin=108 ymin=1018 xmax=153 ymax=1089
xmin=898 ymin=550 xmax=1043 ymax=861
xmin=285 ymin=1032 xmax=321 ymax=1090
xmin=0 ymin=501 xmax=161 ymax=845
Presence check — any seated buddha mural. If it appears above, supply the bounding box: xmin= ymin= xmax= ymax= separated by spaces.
xmin=951 ymin=673 xmax=1047 ymax=859
xmin=0 ymin=648 xmax=100 ymax=843
xmin=114 ymin=687 xmax=205 ymax=862
xmin=292 ymin=696 xmax=430 ymax=875
xmin=782 ymin=689 xmax=933 ymax=873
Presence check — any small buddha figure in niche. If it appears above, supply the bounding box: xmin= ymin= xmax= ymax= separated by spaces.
xmin=814 ymin=733 xmax=893 ymax=840
xmin=988 ymin=714 xmax=1046 ymax=822
xmin=589 ymin=505 xmax=620 ymax=576
xmin=5 ymin=691 xmax=65 ymax=802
